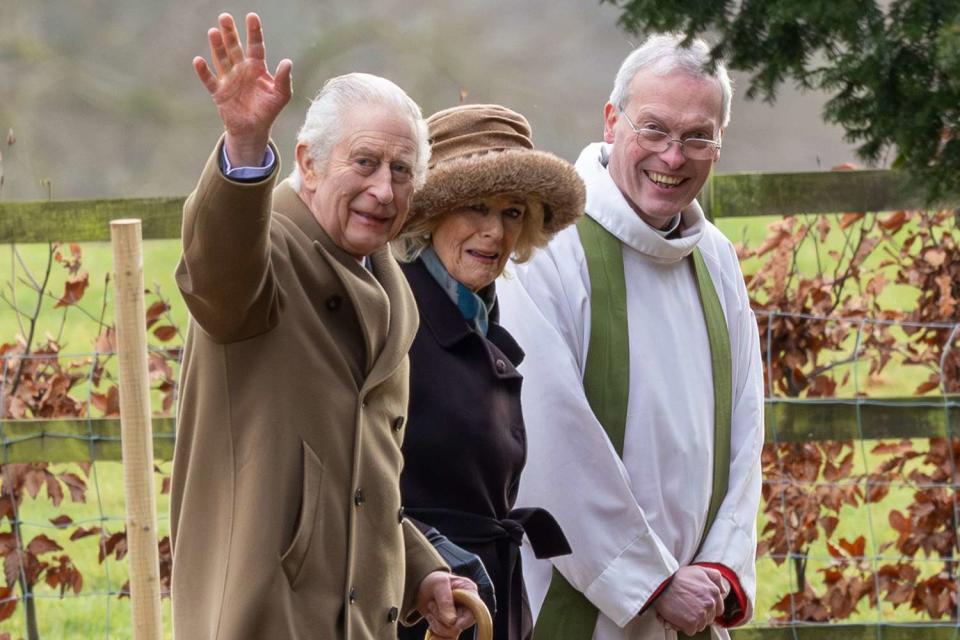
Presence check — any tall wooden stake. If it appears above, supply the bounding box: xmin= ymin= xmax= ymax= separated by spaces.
xmin=111 ymin=219 xmax=163 ymax=639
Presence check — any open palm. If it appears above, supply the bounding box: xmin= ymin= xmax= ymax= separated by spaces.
xmin=193 ymin=13 xmax=292 ymax=165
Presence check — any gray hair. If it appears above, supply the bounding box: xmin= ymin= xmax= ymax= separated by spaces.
xmin=289 ymin=72 xmax=430 ymax=190
xmin=610 ymin=33 xmax=733 ymax=128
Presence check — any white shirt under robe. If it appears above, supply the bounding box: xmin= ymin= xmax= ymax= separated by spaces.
xmin=497 ymin=142 xmax=765 ymax=640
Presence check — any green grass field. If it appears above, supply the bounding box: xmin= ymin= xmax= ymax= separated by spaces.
xmin=0 ymin=214 xmax=955 ymax=636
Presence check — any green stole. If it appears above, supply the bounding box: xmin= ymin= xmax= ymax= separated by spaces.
xmin=534 ymin=214 xmax=733 ymax=640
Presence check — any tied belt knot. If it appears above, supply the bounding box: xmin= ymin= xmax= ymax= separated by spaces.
xmin=404 ymin=506 xmax=570 ymax=559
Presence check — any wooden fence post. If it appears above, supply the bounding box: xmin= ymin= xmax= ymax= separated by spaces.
xmin=111 ymin=219 xmax=164 ymax=640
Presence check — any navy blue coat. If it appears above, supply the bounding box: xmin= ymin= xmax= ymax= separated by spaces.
xmin=398 ymin=258 xmax=533 ymax=640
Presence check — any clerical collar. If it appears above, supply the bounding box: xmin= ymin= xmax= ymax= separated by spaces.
xmin=598 ymin=145 xmax=682 ymax=238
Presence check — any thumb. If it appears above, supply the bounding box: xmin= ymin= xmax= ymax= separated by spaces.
xmin=435 ymin=579 xmax=457 ymax=625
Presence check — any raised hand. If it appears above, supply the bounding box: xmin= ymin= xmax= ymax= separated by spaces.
xmin=193 ymin=13 xmax=292 ymax=167
xmin=653 ymin=565 xmax=725 ymax=636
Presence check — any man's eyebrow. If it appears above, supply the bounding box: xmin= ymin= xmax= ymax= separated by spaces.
xmin=349 ymin=145 xmax=384 ymax=157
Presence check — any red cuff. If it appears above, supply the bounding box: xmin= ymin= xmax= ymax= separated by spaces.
xmin=639 ymin=574 xmax=674 ymax=615
xmin=693 ymin=562 xmax=748 ymax=627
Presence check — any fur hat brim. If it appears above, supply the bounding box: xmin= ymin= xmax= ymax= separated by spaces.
xmin=409 ymin=149 xmax=585 ymax=237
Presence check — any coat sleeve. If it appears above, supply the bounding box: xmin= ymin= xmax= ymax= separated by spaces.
xmin=175 ymin=137 xmax=282 ymax=343
xmin=499 ymin=230 xmax=680 ymax=629
xmin=692 ymin=238 xmax=765 ymax=626
xmin=400 ymin=518 xmax=449 ymax=625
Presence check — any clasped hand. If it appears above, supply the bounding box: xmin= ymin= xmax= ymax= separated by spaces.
xmin=653 ymin=565 xmax=727 ymax=636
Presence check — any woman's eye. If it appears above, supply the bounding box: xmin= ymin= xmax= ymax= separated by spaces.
xmin=504 ymin=207 xmax=524 ymax=220
xmin=467 ymin=203 xmax=488 ymax=214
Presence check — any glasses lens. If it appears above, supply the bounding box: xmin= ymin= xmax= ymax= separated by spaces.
xmin=636 ymin=129 xmax=669 ymax=152
xmin=681 ymin=139 xmax=717 ymax=160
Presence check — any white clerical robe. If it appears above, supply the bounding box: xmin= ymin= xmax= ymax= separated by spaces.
xmin=497 ymin=142 xmax=764 ymax=640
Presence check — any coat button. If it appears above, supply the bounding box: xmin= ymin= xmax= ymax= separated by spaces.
xmin=392 ymin=416 xmax=405 ymax=432
xmin=354 ymin=488 xmax=365 ymax=507
xmin=397 ymin=506 xmax=405 ymax=523
xmin=325 ymin=294 xmax=342 ymax=311
xmin=387 ymin=606 xmax=399 ymax=623
xmin=348 ymin=587 xmax=356 ymax=604
xmin=495 ymin=358 xmax=507 ymax=373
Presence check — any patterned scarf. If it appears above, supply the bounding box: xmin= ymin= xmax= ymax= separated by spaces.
xmin=421 ymin=246 xmax=496 ymax=336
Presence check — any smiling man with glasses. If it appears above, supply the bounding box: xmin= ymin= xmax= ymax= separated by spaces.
xmin=496 ymin=33 xmax=764 ymax=640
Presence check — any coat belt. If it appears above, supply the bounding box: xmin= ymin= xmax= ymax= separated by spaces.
xmin=404 ymin=507 xmax=570 ymax=559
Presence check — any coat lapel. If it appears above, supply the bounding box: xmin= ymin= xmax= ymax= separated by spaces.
xmin=363 ymin=247 xmax=418 ymax=391
xmin=273 ymin=181 xmax=403 ymax=377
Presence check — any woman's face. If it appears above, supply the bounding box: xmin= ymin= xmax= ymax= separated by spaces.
xmin=431 ymin=194 xmax=528 ymax=291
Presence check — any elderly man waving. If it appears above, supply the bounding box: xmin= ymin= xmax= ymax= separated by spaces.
xmin=170 ymin=13 xmax=476 ymax=640
xmin=497 ymin=34 xmax=764 ymax=639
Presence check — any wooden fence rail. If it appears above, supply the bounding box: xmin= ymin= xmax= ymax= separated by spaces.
xmin=0 ymin=396 xmax=956 ymax=463
xmin=2 ymin=169 xmax=959 ymax=244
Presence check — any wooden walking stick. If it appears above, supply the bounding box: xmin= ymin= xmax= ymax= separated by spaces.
xmin=111 ymin=219 xmax=164 ymax=640
xmin=424 ymin=589 xmax=493 ymax=640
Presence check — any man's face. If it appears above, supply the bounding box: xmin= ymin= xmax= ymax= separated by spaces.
xmin=297 ymin=105 xmax=418 ymax=259
xmin=603 ymin=68 xmax=723 ymax=227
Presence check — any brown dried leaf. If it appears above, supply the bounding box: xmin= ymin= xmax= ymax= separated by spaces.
xmin=70 ymin=526 xmax=101 ymax=541
xmin=145 ymin=301 xmax=169 ymax=329
xmin=54 ymin=272 xmax=90 ymax=308
xmin=0 ymin=585 xmax=16 ymax=622
xmin=839 ymin=212 xmax=865 ymax=229
xmin=153 ymin=325 xmax=177 ymax=342
xmin=58 ymin=472 xmax=87 ymax=503
xmin=49 ymin=515 xmax=72 ymax=528
xmin=94 ymin=327 xmax=116 ymax=354
xmin=91 ymin=386 xmax=120 ymax=417
xmin=877 ymin=210 xmax=908 ymax=233
xmin=26 ymin=534 xmax=62 ymax=556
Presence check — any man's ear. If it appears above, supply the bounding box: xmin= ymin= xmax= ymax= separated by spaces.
xmin=295 ymin=143 xmax=317 ymax=189
xmin=713 ymin=127 xmax=725 ymax=162
xmin=603 ymin=102 xmax=618 ymax=144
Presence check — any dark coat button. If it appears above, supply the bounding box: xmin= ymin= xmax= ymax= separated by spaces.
xmin=495 ymin=358 xmax=507 ymax=373
xmin=397 ymin=506 xmax=405 ymax=523
xmin=387 ymin=606 xmax=399 ymax=623
xmin=348 ymin=587 xmax=356 ymax=604
xmin=393 ymin=416 xmax=405 ymax=432
xmin=325 ymin=295 xmax=342 ymax=311
xmin=354 ymin=488 xmax=365 ymax=507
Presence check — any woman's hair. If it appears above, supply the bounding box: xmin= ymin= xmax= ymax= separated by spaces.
xmin=610 ymin=33 xmax=733 ymax=128
xmin=393 ymin=196 xmax=548 ymax=265
xmin=288 ymin=72 xmax=431 ymax=190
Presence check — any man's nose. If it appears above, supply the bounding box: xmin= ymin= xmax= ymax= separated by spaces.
xmin=368 ymin=165 xmax=394 ymax=205
xmin=658 ymin=140 xmax=686 ymax=170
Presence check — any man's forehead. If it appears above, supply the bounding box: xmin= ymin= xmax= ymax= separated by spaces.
xmin=626 ymin=71 xmax=723 ymax=129
xmin=346 ymin=133 xmax=417 ymax=156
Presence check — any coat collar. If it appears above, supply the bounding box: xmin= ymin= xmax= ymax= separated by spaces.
xmin=274 ymin=179 xmax=418 ymax=388
xmin=575 ymin=142 xmax=707 ymax=265
xmin=402 ymin=258 xmax=524 ymax=369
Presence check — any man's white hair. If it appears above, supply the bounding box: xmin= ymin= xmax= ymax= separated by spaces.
xmin=610 ymin=34 xmax=733 ymax=129
xmin=289 ymin=72 xmax=430 ymax=190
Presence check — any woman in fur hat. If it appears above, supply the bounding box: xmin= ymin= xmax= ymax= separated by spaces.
xmin=394 ymin=104 xmax=584 ymax=640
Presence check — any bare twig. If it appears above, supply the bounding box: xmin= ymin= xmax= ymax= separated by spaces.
xmin=10 ymin=243 xmax=56 ymax=396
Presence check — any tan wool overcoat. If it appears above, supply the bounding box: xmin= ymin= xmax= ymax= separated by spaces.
xmin=171 ymin=142 xmax=445 ymax=639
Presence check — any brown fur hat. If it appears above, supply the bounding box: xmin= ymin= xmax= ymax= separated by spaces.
xmin=408 ymin=104 xmax=584 ymax=237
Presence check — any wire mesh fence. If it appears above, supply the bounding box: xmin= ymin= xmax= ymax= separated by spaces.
xmin=2 ymin=202 xmax=960 ymax=638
